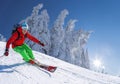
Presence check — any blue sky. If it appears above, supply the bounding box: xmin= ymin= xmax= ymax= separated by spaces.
xmin=0 ymin=0 xmax=120 ymax=75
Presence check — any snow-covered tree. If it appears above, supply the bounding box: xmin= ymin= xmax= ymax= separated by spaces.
xmin=20 ymin=4 xmax=43 ymax=49
xmin=35 ymin=9 xmax=50 ymax=54
xmin=50 ymin=9 xmax=69 ymax=57
xmin=81 ymin=49 xmax=90 ymax=69
xmin=0 ymin=34 xmax=6 ymax=41
xmin=69 ymin=30 xmax=89 ymax=67
xmin=21 ymin=4 xmax=50 ymax=54
xmin=58 ymin=19 xmax=77 ymax=61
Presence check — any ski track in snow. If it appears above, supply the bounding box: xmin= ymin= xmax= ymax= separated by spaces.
xmin=0 ymin=42 xmax=120 ymax=84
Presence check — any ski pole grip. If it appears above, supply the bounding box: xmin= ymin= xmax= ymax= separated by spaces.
xmin=4 ymin=48 xmax=9 ymax=56
xmin=5 ymin=48 xmax=9 ymax=52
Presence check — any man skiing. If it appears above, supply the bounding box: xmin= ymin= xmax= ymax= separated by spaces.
xmin=4 ymin=22 xmax=45 ymax=64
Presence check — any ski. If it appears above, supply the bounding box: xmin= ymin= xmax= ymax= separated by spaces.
xmin=34 ymin=59 xmax=57 ymax=73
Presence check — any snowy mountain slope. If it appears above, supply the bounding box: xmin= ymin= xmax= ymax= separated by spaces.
xmin=0 ymin=41 xmax=120 ymax=84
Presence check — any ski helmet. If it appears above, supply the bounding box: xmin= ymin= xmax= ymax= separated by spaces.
xmin=21 ymin=22 xmax=29 ymax=30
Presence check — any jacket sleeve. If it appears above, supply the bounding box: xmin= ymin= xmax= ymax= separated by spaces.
xmin=6 ymin=32 xmax=18 ymax=49
xmin=26 ymin=32 xmax=40 ymax=44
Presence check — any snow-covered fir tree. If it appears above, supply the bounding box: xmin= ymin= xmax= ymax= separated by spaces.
xmin=21 ymin=4 xmax=51 ymax=54
xmin=21 ymin=4 xmax=91 ymax=69
xmin=20 ymin=4 xmax=43 ymax=49
xmin=58 ymin=19 xmax=77 ymax=62
xmin=0 ymin=34 xmax=6 ymax=42
xmin=50 ymin=9 xmax=69 ymax=57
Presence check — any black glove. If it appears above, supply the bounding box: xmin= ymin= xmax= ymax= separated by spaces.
xmin=39 ymin=41 xmax=45 ymax=47
xmin=4 ymin=48 xmax=9 ymax=56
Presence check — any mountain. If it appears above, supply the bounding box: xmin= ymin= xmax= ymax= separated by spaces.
xmin=0 ymin=41 xmax=120 ymax=84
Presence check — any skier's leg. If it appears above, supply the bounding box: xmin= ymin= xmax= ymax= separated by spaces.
xmin=13 ymin=45 xmax=31 ymax=62
xmin=22 ymin=44 xmax=35 ymax=60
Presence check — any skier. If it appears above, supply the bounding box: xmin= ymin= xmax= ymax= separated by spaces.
xmin=4 ymin=22 xmax=45 ymax=64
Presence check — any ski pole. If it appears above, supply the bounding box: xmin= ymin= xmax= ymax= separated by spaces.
xmin=0 ymin=55 xmax=4 ymax=58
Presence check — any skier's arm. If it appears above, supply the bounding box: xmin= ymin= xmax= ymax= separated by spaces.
xmin=4 ymin=32 xmax=18 ymax=56
xmin=26 ymin=32 xmax=44 ymax=46
xmin=6 ymin=32 xmax=18 ymax=49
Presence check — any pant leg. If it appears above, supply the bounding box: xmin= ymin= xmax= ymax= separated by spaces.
xmin=13 ymin=45 xmax=31 ymax=62
xmin=22 ymin=44 xmax=35 ymax=60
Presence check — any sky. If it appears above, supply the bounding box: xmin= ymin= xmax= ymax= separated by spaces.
xmin=0 ymin=0 xmax=120 ymax=76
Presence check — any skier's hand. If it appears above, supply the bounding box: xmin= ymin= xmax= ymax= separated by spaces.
xmin=4 ymin=48 xmax=9 ymax=56
xmin=39 ymin=41 xmax=45 ymax=47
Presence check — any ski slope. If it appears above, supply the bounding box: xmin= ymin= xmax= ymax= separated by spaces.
xmin=0 ymin=42 xmax=120 ymax=84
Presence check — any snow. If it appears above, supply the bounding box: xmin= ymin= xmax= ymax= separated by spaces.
xmin=0 ymin=41 xmax=120 ymax=84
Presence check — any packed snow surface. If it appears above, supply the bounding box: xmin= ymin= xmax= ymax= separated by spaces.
xmin=0 ymin=42 xmax=120 ymax=84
